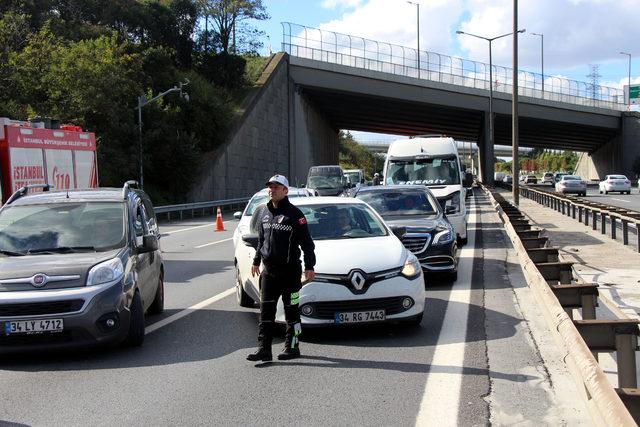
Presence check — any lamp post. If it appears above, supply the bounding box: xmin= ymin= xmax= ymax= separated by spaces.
xmin=135 ymin=79 xmax=190 ymax=189
xmin=456 ymin=28 xmax=525 ymax=184
xmin=407 ymin=1 xmax=420 ymax=78
xmin=620 ymin=51 xmax=631 ymax=104
xmin=531 ymin=32 xmax=544 ymax=95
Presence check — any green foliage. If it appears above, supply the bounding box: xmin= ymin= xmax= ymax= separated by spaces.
xmin=495 ymin=150 xmax=579 ymax=174
xmin=0 ymin=1 xmax=267 ymax=203
xmin=338 ymin=131 xmax=382 ymax=180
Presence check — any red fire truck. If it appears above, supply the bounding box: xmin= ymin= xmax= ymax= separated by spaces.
xmin=0 ymin=117 xmax=98 ymax=204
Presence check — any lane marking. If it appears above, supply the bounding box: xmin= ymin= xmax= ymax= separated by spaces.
xmin=610 ymin=198 xmax=630 ymax=203
xmin=162 ymin=223 xmax=216 ymax=235
xmin=145 ymin=288 xmax=235 ymax=335
xmin=195 ymin=237 xmax=233 ymax=248
xmin=415 ymin=194 xmax=477 ymax=426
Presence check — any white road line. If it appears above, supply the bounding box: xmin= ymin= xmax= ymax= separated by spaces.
xmin=610 ymin=198 xmax=630 ymax=203
xmin=195 ymin=237 xmax=233 ymax=248
xmin=162 ymin=223 xmax=216 ymax=235
xmin=145 ymin=288 xmax=235 ymax=335
xmin=415 ymin=195 xmax=477 ymax=427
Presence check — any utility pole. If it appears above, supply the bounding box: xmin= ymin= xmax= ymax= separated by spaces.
xmin=512 ymin=0 xmax=520 ymax=206
xmin=407 ymin=1 xmax=420 ymax=78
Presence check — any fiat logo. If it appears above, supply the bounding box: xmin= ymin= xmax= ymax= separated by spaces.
xmin=31 ymin=274 xmax=48 ymax=288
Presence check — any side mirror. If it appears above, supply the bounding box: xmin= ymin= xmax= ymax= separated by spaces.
xmin=233 ymin=211 xmax=242 ymax=220
xmin=138 ymin=234 xmax=159 ymax=253
xmin=300 ymin=184 xmax=306 ymax=188
xmin=242 ymin=234 xmax=259 ymax=249
xmin=445 ymin=205 xmax=457 ymax=215
xmin=390 ymin=225 xmax=406 ymax=239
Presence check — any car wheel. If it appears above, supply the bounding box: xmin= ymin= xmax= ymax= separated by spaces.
xmin=599 ymin=190 xmax=603 ymax=194
xmin=236 ymin=264 xmax=254 ymax=308
xmin=123 ymin=291 xmax=145 ymax=347
xmin=605 ymin=190 xmax=608 ymax=195
xmin=148 ymin=273 xmax=164 ymax=315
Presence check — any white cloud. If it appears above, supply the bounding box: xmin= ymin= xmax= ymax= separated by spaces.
xmin=313 ymin=0 xmax=639 ymax=78
xmin=321 ymin=0 xmax=363 ymax=10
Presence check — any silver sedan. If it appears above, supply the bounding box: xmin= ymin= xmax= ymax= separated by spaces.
xmin=599 ymin=175 xmax=631 ymax=195
xmin=555 ymin=175 xmax=587 ymax=196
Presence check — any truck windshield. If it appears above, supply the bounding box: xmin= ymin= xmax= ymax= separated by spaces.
xmin=0 ymin=202 xmax=125 ymax=254
xmin=307 ymin=175 xmax=342 ymax=189
xmin=386 ymin=157 xmax=460 ymax=185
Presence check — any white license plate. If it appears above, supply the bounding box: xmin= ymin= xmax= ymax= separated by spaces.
xmin=4 ymin=319 xmax=64 ymax=335
xmin=335 ymin=310 xmax=385 ymax=324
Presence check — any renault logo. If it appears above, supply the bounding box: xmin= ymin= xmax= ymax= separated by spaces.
xmin=350 ymin=271 xmax=366 ymax=291
xmin=31 ymin=274 xmax=49 ymax=288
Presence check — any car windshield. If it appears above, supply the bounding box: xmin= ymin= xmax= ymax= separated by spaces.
xmin=386 ymin=156 xmax=460 ymax=185
xmin=244 ymin=190 xmax=308 ymax=216
xmin=610 ymin=175 xmax=627 ymax=180
xmin=298 ymin=204 xmax=388 ymax=240
xmin=307 ymin=175 xmax=342 ymax=189
xmin=356 ymin=191 xmax=439 ymax=216
xmin=0 ymin=202 xmax=125 ymax=254
xmin=345 ymin=172 xmax=360 ymax=184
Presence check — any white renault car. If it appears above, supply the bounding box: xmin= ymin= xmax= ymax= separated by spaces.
xmin=599 ymin=175 xmax=631 ymax=195
xmin=234 ymin=197 xmax=425 ymax=326
xmin=232 ymin=187 xmax=312 ymax=249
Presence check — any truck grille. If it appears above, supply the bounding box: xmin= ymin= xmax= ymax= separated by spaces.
xmin=0 ymin=300 xmax=84 ymax=317
xmin=302 ymin=296 xmax=413 ymax=319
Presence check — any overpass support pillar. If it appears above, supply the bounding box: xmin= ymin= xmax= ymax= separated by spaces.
xmin=478 ymin=111 xmax=495 ymax=186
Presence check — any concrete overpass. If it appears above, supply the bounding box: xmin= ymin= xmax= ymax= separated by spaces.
xmin=188 ymin=28 xmax=640 ymax=200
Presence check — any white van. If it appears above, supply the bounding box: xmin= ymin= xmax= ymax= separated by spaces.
xmin=383 ymin=136 xmax=470 ymax=244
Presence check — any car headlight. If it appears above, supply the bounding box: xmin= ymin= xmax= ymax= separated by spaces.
xmin=432 ymin=220 xmax=454 ymax=245
xmin=443 ymin=192 xmax=461 ymax=214
xmin=401 ymin=252 xmax=421 ymax=279
xmin=87 ymin=258 xmax=124 ymax=287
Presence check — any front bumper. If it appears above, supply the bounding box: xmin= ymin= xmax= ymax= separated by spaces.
xmin=275 ymin=274 xmax=425 ymax=326
xmin=0 ymin=279 xmax=132 ymax=354
xmin=447 ymin=212 xmax=467 ymax=240
xmin=417 ymin=241 xmax=457 ymax=273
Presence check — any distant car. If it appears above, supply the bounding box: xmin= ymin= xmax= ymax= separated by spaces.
xmin=519 ymin=174 xmax=526 ymax=183
xmin=555 ymin=175 xmax=587 ymax=196
xmin=523 ymin=175 xmax=537 ymax=184
xmin=542 ymin=172 xmax=554 ymax=185
xmin=554 ymin=172 xmax=568 ymax=183
xmin=502 ymin=175 xmax=513 ymax=184
xmin=599 ymin=175 xmax=631 ymax=195
xmin=353 ymin=185 xmax=457 ymax=282
xmin=232 ymin=186 xmax=313 ymax=249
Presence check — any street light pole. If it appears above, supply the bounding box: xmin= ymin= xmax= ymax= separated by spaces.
xmin=456 ymin=28 xmax=525 ymax=185
xmin=407 ymin=1 xmax=420 ymax=78
xmin=620 ymin=51 xmax=631 ymax=104
xmin=532 ymin=32 xmax=544 ymax=95
xmin=513 ymin=0 xmax=520 ymax=206
xmin=135 ymin=79 xmax=190 ymax=189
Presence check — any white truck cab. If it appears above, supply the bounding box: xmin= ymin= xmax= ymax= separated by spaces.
xmin=383 ymin=136 xmax=469 ymax=244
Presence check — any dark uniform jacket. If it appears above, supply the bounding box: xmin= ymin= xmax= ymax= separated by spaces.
xmin=252 ymin=196 xmax=315 ymax=272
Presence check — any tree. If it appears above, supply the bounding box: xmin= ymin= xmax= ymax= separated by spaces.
xmin=201 ymin=0 xmax=268 ymax=54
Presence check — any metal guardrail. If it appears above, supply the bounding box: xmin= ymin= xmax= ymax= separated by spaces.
xmin=510 ymin=185 xmax=640 ymax=252
xmin=281 ymin=22 xmax=626 ymax=111
xmin=155 ymin=197 xmax=250 ymax=221
xmin=485 ymin=187 xmax=638 ymax=425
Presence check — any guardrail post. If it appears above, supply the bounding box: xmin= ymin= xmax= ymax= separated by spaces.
xmin=584 ymin=208 xmax=589 ymax=226
xmin=578 ymin=206 xmax=583 ymax=223
xmin=636 ymin=223 xmax=640 ymax=252
xmin=622 ymin=220 xmax=629 ymax=245
xmin=581 ymin=294 xmax=596 ymax=320
xmin=592 ymin=210 xmax=598 ymax=230
xmin=572 ymin=204 xmax=576 ymax=219
xmin=611 ymin=216 xmax=617 ymax=240
xmin=601 ymin=212 xmax=607 ymax=234
xmin=616 ymin=334 xmax=638 ymax=388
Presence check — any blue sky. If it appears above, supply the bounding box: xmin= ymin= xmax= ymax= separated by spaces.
xmin=252 ymin=0 xmax=638 ymax=141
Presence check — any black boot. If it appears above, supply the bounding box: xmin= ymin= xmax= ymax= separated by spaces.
xmin=246 ymin=346 xmax=272 ymax=362
xmin=277 ymin=346 xmax=300 ymax=360
xmin=278 ymin=321 xmax=301 ymax=360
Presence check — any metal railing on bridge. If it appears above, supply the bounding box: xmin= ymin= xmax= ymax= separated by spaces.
xmin=155 ymin=197 xmax=250 ymax=221
xmin=281 ymin=22 xmax=625 ymax=111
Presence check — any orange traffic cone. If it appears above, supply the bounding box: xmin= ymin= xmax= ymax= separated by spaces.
xmin=215 ymin=207 xmax=225 ymax=232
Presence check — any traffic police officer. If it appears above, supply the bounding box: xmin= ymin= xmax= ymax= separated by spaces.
xmin=247 ymin=174 xmax=316 ymax=362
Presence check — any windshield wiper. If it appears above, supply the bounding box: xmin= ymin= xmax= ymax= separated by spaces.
xmin=0 ymin=249 xmax=26 ymax=256
xmin=27 ymin=246 xmax=97 ymax=254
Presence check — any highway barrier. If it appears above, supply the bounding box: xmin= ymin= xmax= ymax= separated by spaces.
xmin=504 ymin=184 xmax=640 ymax=252
xmin=484 ymin=186 xmax=638 ymax=426
xmin=155 ymin=197 xmax=249 ymax=221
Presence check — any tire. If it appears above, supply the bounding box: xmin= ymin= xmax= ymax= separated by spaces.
xmin=148 ymin=272 xmax=164 ymax=315
xmin=236 ymin=264 xmax=254 ymax=308
xmin=458 ymin=236 xmax=468 ymax=246
xmin=599 ymin=190 xmax=602 ymax=194
xmin=123 ymin=291 xmax=145 ymax=347
xmin=605 ymin=190 xmax=608 ymax=195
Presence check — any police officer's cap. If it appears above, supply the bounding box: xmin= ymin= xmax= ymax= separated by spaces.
xmin=266 ymin=174 xmax=289 ymax=189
